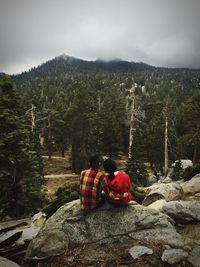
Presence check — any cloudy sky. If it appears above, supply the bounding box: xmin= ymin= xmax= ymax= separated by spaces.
xmin=0 ymin=0 xmax=200 ymax=74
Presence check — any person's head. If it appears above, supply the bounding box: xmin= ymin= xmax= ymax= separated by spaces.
xmin=89 ymin=155 xmax=100 ymax=170
xmin=103 ymin=158 xmax=117 ymax=179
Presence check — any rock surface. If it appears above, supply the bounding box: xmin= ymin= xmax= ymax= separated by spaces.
xmin=148 ymin=199 xmax=167 ymax=212
xmin=26 ymin=229 xmax=69 ymax=259
xmin=188 ymin=246 xmax=200 ymax=267
xmin=15 ymin=226 xmax=41 ymax=245
xmin=181 ymin=174 xmax=200 ymax=195
xmin=161 ymin=248 xmax=188 ymax=264
xmin=172 ymin=159 xmax=193 ymax=169
xmin=143 ymin=182 xmax=183 ymax=205
xmin=161 ymin=200 xmax=200 ymax=223
xmin=31 ymin=212 xmax=46 ymax=227
xmin=25 ymin=199 xmax=185 ymax=260
xmin=129 ymin=245 xmax=153 ymax=259
xmin=0 ymin=256 xmax=20 ymax=267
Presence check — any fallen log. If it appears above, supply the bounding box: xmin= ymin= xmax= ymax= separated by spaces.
xmin=0 ymin=231 xmax=22 ymax=248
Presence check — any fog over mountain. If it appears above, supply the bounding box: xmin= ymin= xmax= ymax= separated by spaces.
xmin=0 ymin=0 xmax=200 ymax=74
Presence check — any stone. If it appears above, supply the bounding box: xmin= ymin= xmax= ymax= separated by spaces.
xmin=15 ymin=226 xmax=40 ymax=245
xmin=143 ymin=182 xmax=183 ymax=205
xmin=188 ymin=246 xmax=200 ymax=267
xmin=0 ymin=230 xmax=22 ymax=247
xmin=26 ymin=199 xmax=185 ymax=260
xmin=183 ymin=246 xmax=192 ymax=252
xmin=31 ymin=212 xmax=46 ymax=227
xmin=161 ymin=200 xmax=200 ymax=223
xmin=171 ymin=160 xmax=193 ymax=169
xmin=148 ymin=199 xmax=167 ymax=212
xmin=128 ymin=229 xmax=183 ymax=247
xmin=0 ymin=257 xmax=20 ymax=267
xmin=25 ymin=229 xmax=69 ymax=260
xmin=161 ymin=248 xmax=188 ymax=264
xmin=163 ymin=245 xmax=171 ymax=249
xmin=129 ymin=245 xmax=153 ymax=259
xmin=161 ymin=177 xmax=172 ymax=184
xmin=181 ymin=174 xmax=200 ymax=195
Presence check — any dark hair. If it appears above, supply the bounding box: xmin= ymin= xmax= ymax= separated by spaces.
xmin=89 ymin=155 xmax=100 ymax=169
xmin=103 ymin=158 xmax=117 ymax=180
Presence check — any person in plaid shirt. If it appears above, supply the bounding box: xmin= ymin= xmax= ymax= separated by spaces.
xmin=80 ymin=155 xmax=105 ymax=210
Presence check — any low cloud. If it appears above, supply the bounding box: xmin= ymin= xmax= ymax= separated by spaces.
xmin=0 ymin=0 xmax=200 ymax=74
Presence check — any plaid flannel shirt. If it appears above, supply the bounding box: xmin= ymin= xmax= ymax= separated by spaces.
xmin=80 ymin=168 xmax=105 ymax=210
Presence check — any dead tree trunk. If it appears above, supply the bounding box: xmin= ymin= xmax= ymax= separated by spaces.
xmin=129 ymin=97 xmax=135 ymax=159
xmin=164 ymin=114 xmax=168 ymax=177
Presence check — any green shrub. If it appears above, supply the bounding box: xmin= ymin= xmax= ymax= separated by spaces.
xmin=126 ymin=159 xmax=149 ymax=186
xmin=131 ymin=184 xmax=147 ymax=204
xmin=182 ymin=164 xmax=200 ymax=181
xmin=170 ymin=160 xmax=183 ymax=181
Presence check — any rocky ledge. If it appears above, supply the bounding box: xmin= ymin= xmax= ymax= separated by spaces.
xmin=25 ymin=199 xmax=187 ymax=261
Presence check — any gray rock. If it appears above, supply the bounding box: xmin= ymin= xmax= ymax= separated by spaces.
xmin=181 ymin=174 xmax=200 ymax=195
xmin=161 ymin=177 xmax=172 ymax=184
xmin=26 ymin=199 xmax=186 ymax=260
xmin=143 ymin=182 xmax=183 ymax=205
xmin=31 ymin=212 xmax=46 ymax=227
xmin=172 ymin=160 xmax=193 ymax=169
xmin=129 ymin=229 xmax=184 ymax=247
xmin=25 ymin=229 xmax=69 ymax=259
xmin=0 ymin=230 xmax=22 ymax=247
xmin=129 ymin=245 xmax=153 ymax=259
xmin=161 ymin=248 xmax=188 ymax=264
xmin=188 ymin=246 xmax=200 ymax=267
xmin=183 ymin=246 xmax=192 ymax=252
xmin=161 ymin=200 xmax=200 ymax=223
xmin=0 ymin=257 xmax=20 ymax=267
xmin=148 ymin=199 xmax=167 ymax=212
xmin=15 ymin=226 xmax=40 ymax=245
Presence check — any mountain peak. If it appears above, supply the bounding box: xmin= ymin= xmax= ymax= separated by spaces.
xmin=56 ymin=54 xmax=76 ymax=61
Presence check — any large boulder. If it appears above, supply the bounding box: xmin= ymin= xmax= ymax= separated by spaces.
xmin=143 ymin=182 xmax=183 ymax=205
xmin=0 ymin=257 xmax=20 ymax=267
xmin=25 ymin=199 xmax=185 ymax=260
xmin=172 ymin=160 xmax=193 ymax=170
xmin=181 ymin=174 xmax=200 ymax=195
xmin=148 ymin=199 xmax=167 ymax=212
xmin=161 ymin=200 xmax=200 ymax=224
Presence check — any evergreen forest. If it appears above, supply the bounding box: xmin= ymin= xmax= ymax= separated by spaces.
xmin=1 ymin=55 xmax=200 ymax=218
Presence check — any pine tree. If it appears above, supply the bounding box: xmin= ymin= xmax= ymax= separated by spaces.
xmin=0 ymin=76 xmax=45 ymax=218
xmin=170 ymin=160 xmax=183 ymax=181
xmin=126 ymin=127 xmax=149 ymax=186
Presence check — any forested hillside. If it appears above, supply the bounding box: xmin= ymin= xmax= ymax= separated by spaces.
xmin=1 ymin=55 xmax=200 ymax=217
xmin=13 ymin=54 xmax=155 ymax=84
xmin=17 ymin=57 xmax=200 ymax=170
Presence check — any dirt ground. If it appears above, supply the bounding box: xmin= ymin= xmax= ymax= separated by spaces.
xmin=23 ymin=240 xmax=194 ymax=267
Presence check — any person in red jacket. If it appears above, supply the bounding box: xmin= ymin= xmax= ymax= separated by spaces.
xmin=103 ymin=158 xmax=132 ymax=205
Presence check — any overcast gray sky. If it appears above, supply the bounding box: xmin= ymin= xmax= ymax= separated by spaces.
xmin=0 ymin=0 xmax=200 ymax=74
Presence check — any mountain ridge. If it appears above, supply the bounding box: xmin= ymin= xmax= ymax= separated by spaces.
xmin=12 ymin=54 xmax=156 ymax=84
xmin=10 ymin=54 xmax=199 ymax=85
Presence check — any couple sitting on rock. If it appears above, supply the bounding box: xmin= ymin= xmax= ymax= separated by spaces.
xmin=80 ymin=155 xmax=132 ymax=210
